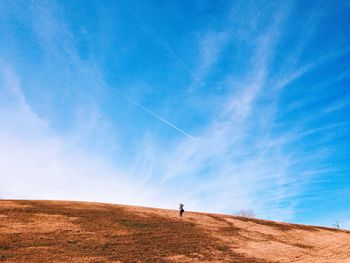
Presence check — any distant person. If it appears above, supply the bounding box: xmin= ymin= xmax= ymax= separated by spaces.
xmin=179 ymin=203 xmax=184 ymax=217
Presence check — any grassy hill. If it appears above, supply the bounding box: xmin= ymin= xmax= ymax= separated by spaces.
xmin=1 ymin=200 xmax=350 ymax=262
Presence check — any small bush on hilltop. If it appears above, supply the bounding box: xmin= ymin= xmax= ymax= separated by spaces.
xmin=235 ymin=209 xmax=256 ymax=218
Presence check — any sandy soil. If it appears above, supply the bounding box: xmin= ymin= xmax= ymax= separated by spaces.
xmin=0 ymin=200 xmax=349 ymax=262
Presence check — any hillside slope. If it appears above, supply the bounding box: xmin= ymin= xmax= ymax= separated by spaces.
xmin=0 ymin=200 xmax=349 ymax=262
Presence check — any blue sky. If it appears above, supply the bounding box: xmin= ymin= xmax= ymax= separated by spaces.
xmin=0 ymin=0 xmax=349 ymax=228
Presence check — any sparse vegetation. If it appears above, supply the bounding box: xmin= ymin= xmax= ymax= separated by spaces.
xmin=236 ymin=208 xmax=256 ymax=218
xmin=333 ymin=220 xmax=340 ymax=229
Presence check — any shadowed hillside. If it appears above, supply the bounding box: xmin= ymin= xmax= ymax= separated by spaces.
xmin=1 ymin=200 xmax=350 ymax=262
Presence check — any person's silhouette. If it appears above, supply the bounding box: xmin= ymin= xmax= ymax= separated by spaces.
xmin=179 ymin=203 xmax=184 ymax=217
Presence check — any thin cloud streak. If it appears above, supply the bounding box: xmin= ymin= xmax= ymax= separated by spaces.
xmin=108 ymin=86 xmax=194 ymax=139
xmin=188 ymin=31 xmax=229 ymax=93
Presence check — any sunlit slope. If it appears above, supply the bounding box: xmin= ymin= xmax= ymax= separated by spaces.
xmin=1 ymin=200 xmax=350 ymax=262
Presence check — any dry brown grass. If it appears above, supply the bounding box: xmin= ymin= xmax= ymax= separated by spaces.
xmin=1 ymin=200 xmax=350 ymax=262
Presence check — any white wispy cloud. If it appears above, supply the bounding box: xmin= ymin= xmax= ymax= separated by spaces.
xmin=0 ymin=63 xmax=188 ymax=209
xmin=156 ymin=2 xmax=334 ymax=220
xmin=188 ymin=31 xmax=229 ymax=93
xmin=0 ymin=0 xmax=198 ymax=209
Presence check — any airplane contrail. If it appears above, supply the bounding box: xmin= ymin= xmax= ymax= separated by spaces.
xmin=110 ymin=87 xmax=194 ymax=139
